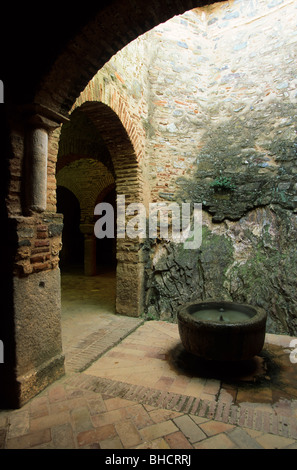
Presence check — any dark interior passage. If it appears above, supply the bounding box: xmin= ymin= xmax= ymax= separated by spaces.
xmin=57 ymin=186 xmax=84 ymax=269
xmin=95 ymin=188 xmax=117 ymax=271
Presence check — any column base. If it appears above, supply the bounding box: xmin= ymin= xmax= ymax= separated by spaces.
xmin=18 ymin=353 xmax=65 ymax=408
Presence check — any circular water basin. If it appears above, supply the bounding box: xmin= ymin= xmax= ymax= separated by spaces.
xmin=177 ymin=300 xmax=267 ymax=361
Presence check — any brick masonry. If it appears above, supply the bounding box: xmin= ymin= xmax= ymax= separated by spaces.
xmin=63 ymin=365 xmax=297 ymax=441
xmin=14 ymin=213 xmax=63 ymax=276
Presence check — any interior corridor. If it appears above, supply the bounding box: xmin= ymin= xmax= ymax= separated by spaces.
xmin=60 ymin=267 xmax=143 ymax=374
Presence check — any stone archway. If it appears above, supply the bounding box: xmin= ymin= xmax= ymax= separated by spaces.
xmin=77 ymin=101 xmax=145 ymax=317
xmin=57 ymin=100 xmax=146 ymax=316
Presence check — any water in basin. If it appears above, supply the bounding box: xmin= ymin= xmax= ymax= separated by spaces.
xmin=192 ymin=308 xmax=252 ymax=323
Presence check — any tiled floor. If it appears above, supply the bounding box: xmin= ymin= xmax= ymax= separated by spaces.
xmin=1 ymin=268 xmax=297 ymax=450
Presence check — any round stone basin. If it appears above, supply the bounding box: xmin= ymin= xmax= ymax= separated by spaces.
xmin=177 ymin=300 xmax=267 ymax=361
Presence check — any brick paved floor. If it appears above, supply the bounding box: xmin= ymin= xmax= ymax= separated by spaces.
xmin=1 ymin=320 xmax=297 ymax=450
xmin=1 ymin=269 xmax=297 ymax=450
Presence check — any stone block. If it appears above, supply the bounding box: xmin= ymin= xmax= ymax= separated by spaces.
xmin=9 ymin=268 xmax=65 ymax=407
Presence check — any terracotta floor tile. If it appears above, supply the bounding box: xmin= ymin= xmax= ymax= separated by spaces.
xmin=143 ymin=404 xmax=158 ymax=412
xmin=91 ymin=408 xmax=128 ymax=427
xmin=199 ymin=420 xmax=235 ymax=436
xmin=153 ymin=376 xmax=175 ymax=391
xmin=115 ymin=420 xmax=142 ymax=448
xmin=169 ymin=377 xmax=191 ymax=395
xmin=173 ymin=415 xmax=207 ymax=443
xmin=87 ymin=396 xmax=107 ymax=415
xmin=190 ymin=416 xmax=210 ymax=425
xmin=6 ymin=435 xmax=32 ymax=449
xmin=219 ymin=387 xmax=237 ymax=403
xmin=126 ymin=371 xmax=163 ymax=388
xmin=203 ymin=378 xmax=221 ymax=395
xmin=164 ymin=431 xmax=193 ymax=449
xmin=130 ymin=408 xmax=154 ymax=430
xmin=77 ymin=424 xmax=116 ymax=447
xmin=104 ymin=397 xmax=137 ymax=411
xmin=184 ymin=378 xmax=207 ymax=398
xmin=236 ymin=387 xmax=273 ymax=404
xmin=30 ymin=412 xmax=70 ymax=433
xmin=200 ymin=392 xmax=220 ymax=402
xmin=140 ymin=420 xmax=178 ymax=441
xmin=149 ymin=409 xmax=183 ymax=424
xmin=48 ymin=385 xmax=67 ymax=404
xmin=150 ymin=323 xmax=180 ymax=339
xmin=135 ymin=437 xmax=171 ymax=449
xmin=99 ymin=437 xmax=123 ymax=449
xmin=243 ymin=427 xmax=265 ymax=439
xmin=194 ymin=433 xmax=237 ymax=449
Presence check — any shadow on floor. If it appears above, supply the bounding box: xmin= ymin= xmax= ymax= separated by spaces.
xmin=168 ymin=341 xmax=297 ymax=405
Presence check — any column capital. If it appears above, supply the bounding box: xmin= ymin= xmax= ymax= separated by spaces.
xmin=20 ymin=102 xmax=70 ymax=130
xmin=79 ymin=224 xmax=94 ymax=235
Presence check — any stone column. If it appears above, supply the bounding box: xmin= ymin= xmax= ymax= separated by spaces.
xmin=23 ymin=104 xmax=69 ymax=214
xmin=80 ymin=224 xmax=97 ymax=276
xmin=26 ymin=125 xmax=48 ymax=212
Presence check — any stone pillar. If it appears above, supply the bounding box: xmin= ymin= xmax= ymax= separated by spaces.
xmin=116 ymin=238 xmax=145 ymax=317
xmin=23 ymin=104 xmax=69 ymax=215
xmin=80 ymin=224 xmax=97 ymax=276
xmin=26 ymin=125 xmax=48 ymax=212
xmin=0 ymin=104 xmax=70 ymax=409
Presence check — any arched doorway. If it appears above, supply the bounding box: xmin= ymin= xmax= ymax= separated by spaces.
xmin=95 ymin=186 xmax=117 ymax=272
xmin=56 ymin=186 xmax=84 ymax=269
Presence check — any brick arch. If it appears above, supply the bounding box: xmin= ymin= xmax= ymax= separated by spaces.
xmin=56 ymin=157 xmax=115 ymax=223
xmin=74 ymin=78 xmax=145 ymax=165
xmin=95 ymin=183 xmax=116 ymax=206
xmin=34 ymin=0 xmax=211 ymax=116
xmin=73 ymin=101 xmax=146 ymax=317
xmin=78 ymin=101 xmax=145 ymax=205
xmin=57 ymin=153 xmax=111 ymax=174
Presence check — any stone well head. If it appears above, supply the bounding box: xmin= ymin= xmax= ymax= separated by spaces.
xmin=177 ymin=300 xmax=267 ymax=362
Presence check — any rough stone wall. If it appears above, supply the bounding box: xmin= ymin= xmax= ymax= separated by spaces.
xmin=183 ymin=0 xmax=297 ymax=222
xmin=143 ymin=1 xmax=297 ymax=214
xmin=139 ymin=0 xmax=297 ymax=335
xmin=144 ymin=9 xmax=210 ymax=202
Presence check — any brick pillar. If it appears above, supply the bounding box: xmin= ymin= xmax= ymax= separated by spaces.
xmin=0 ymin=104 xmax=70 ymax=409
xmin=80 ymin=224 xmax=97 ymax=276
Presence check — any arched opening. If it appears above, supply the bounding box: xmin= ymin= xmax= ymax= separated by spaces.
xmin=55 ymin=99 xmax=144 ymax=363
xmin=56 ymin=186 xmax=84 ymax=270
xmin=71 ymin=101 xmax=145 ymax=318
xmin=95 ymin=186 xmax=117 ymax=272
